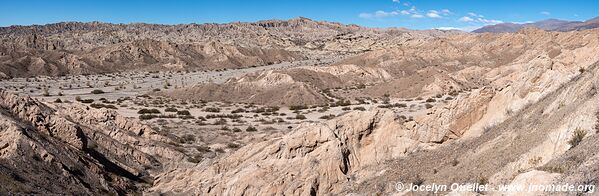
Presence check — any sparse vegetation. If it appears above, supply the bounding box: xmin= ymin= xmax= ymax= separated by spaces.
xmin=176 ymin=110 xmax=191 ymax=116
xmin=138 ymin=108 xmax=161 ymax=114
xmin=91 ymin=89 xmax=105 ymax=94
xmin=90 ymin=103 xmax=117 ymax=109
xmin=353 ymin=106 xmax=366 ymax=111
xmin=165 ymin=107 xmax=178 ymax=112
xmin=319 ymin=114 xmax=336 ymax=120
xmin=424 ymin=103 xmax=433 ymax=109
xmin=568 ymin=128 xmax=587 ymax=148
xmin=204 ymin=107 xmax=221 ymax=113
xmin=295 ymin=114 xmax=307 ymax=120
xmin=289 ymin=105 xmax=308 ymax=111
xmin=246 ymin=126 xmax=258 ymax=132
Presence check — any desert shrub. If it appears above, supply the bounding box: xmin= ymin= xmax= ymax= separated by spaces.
xmin=246 ymin=126 xmax=258 ymax=132
xmin=90 ymin=103 xmax=117 ymax=109
xmin=412 ymin=175 xmax=425 ymax=186
xmin=54 ymin=98 xmax=63 ymax=103
xmin=378 ymin=103 xmax=407 ymax=109
xmin=187 ymin=154 xmax=203 ymax=163
xmin=231 ymin=108 xmax=247 ymax=113
xmin=227 ymin=143 xmax=241 ymax=149
xmin=177 ymin=110 xmax=191 ymax=116
xmin=195 ymin=146 xmax=211 ymax=152
xmin=319 ymin=114 xmax=336 ymax=120
xmin=353 ymin=106 xmax=366 ymax=111
xmin=79 ymin=99 xmax=94 ymax=104
xmin=448 ymin=91 xmax=459 ymax=96
xmin=91 ymin=89 xmax=105 ymax=94
xmin=342 ymin=107 xmax=351 ymax=111
xmin=568 ymin=128 xmax=587 ymax=148
xmin=425 ymin=103 xmax=434 ymax=109
xmin=138 ymin=108 xmax=161 ymax=114
xmin=214 ymin=148 xmax=225 ymax=153
xmin=289 ymin=105 xmax=308 ymax=111
xmin=232 ymin=127 xmax=242 ymax=132
xmin=317 ymin=106 xmax=329 ymax=113
xmin=425 ymin=98 xmax=436 ymax=102
xmin=139 ymin=114 xmax=157 ymax=120
xmin=213 ymin=118 xmax=227 ymax=125
xmin=334 ymin=100 xmax=351 ymax=107
xmin=451 ymin=158 xmax=459 ymax=166
xmin=42 ymin=88 xmax=50 ymax=96
xmin=178 ymin=115 xmax=195 ymax=120
xmin=165 ymin=107 xmax=178 ymax=112
xmin=295 ymin=114 xmax=307 ymax=120
xmin=204 ymin=107 xmax=221 ymax=113
xmin=206 ymin=114 xmax=242 ymax=119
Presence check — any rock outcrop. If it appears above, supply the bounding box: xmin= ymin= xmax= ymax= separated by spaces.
xmin=0 ymin=91 xmax=183 ymax=195
xmin=151 ymin=109 xmax=450 ymax=195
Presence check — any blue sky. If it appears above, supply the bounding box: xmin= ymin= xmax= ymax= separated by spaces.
xmin=1 ymin=0 xmax=598 ymax=31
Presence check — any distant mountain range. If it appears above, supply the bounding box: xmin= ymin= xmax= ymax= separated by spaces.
xmin=473 ymin=16 xmax=599 ymax=33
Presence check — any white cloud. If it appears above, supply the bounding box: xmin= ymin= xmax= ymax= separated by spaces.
xmin=359 ymin=13 xmax=373 ymax=19
xmin=441 ymin=9 xmax=452 ymax=15
xmin=540 ymin=11 xmax=551 ymax=15
xmin=459 ymin=12 xmax=502 ymax=25
xmin=411 ymin=14 xmax=424 ymax=18
xmin=477 ymin=18 xmax=503 ymax=25
xmin=359 ymin=10 xmax=399 ymax=19
xmin=426 ymin=10 xmax=442 ymax=18
xmin=512 ymin=21 xmax=534 ymax=24
xmin=468 ymin=12 xmax=484 ymax=18
xmin=392 ymin=0 xmax=400 ymax=3
xmin=436 ymin=26 xmax=484 ymax=32
xmin=400 ymin=10 xmax=411 ymax=15
xmin=459 ymin=16 xmax=474 ymax=22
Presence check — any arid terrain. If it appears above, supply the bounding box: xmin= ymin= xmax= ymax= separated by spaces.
xmin=1 ymin=17 xmax=599 ymax=195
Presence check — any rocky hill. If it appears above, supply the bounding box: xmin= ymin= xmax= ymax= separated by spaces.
xmin=0 ymin=18 xmax=457 ymax=78
xmin=151 ymin=28 xmax=599 ymax=195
